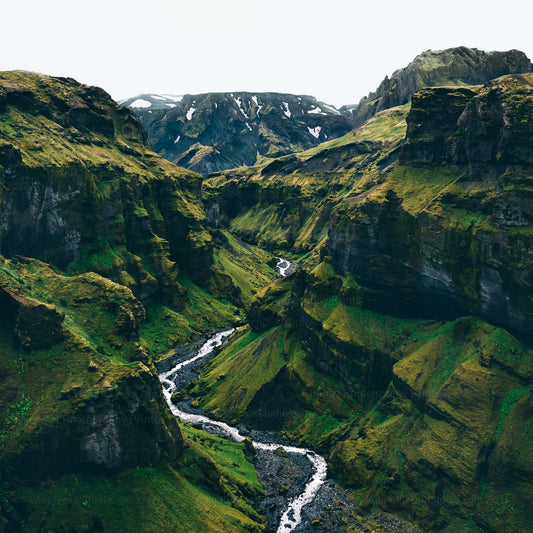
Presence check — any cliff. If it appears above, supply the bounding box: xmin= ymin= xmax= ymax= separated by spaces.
xmin=206 ymin=74 xmax=533 ymax=338
xmin=196 ymin=73 xmax=533 ymax=532
xmin=0 ymin=256 xmax=181 ymax=480
xmin=352 ymin=47 xmax=532 ymax=127
xmin=328 ymin=74 xmax=533 ymax=339
xmin=0 ymin=72 xmax=271 ymax=532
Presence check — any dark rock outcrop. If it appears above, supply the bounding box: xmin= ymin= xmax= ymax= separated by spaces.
xmin=10 ymin=364 xmax=182 ymax=480
xmin=0 ymin=71 xmax=216 ymax=307
xmin=325 ymin=75 xmax=533 ymax=339
xmin=402 ymin=74 xmax=533 ymax=169
xmin=0 ymin=256 xmax=182 ymax=482
xmin=353 ymin=47 xmax=532 ymax=127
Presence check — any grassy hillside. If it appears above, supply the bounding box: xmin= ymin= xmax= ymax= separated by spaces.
xmin=0 ymin=71 xmax=275 ymax=532
xmin=197 ymin=74 xmax=533 ymax=532
xmin=203 ymin=104 xmax=410 ymax=254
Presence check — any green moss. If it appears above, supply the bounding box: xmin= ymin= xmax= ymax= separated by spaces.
xmin=199 ymin=326 xmax=286 ymax=421
xmin=8 ymin=463 xmax=264 ymax=533
xmin=178 ymin=424 xmax=264 ymax=522
xmin=213 ymin=230 xmax=277 ymax=303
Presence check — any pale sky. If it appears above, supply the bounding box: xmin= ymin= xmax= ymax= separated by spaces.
xmin=2 ymin=0 xmax=532 ymax=107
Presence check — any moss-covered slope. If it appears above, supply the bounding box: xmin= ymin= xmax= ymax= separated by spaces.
xmin=203 ymin=104 xmax=409 ymax=253
xmin=194 ymin=259 xmax=533 ymax=532
xmin=328 ymin=75 xmax=533 ymax=339
xmin=0 ymin=72 xmax=273 ymax=532
xmin=0 ymin=255 xmax=181 ymax=480
xmin=0 ymin=70 xmax=279 ymax=347
xmin=0 ymin=256 xmax=267 ymax=532
xmin=206 ymin=74 xmax=533 ymax=338
xmin=196 ymin=73 xmax=533 ymax=532
xmin=0 ymin=71 xmax=263 ymax=313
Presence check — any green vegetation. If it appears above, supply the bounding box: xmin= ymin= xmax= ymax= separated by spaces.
xmin=7 ymin=462 xmax=264 ymax=533
xmin=1 ymin=69 xmax=533 ymax=533
xmin=202 ymin=102 xmax=410 ymax=254
xmin=0 ymin=71 xmax=276 ymax=532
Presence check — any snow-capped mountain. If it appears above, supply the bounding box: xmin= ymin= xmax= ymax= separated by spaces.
xmin=121 ymin=92 xmax=353 ymax=175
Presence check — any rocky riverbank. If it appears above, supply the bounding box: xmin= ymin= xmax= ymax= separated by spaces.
xmin=159 ymin=330 xmax=425 ymax=533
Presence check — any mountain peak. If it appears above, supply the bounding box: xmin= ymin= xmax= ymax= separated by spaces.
xmin=353 ymin=46 xmax=533 ymax=127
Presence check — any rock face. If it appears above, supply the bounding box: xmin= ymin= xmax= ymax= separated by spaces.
xmin=353 ymin=47 xmax=532 ymax=127
xmin=402 ymin=74 xmax=533 ymax=168
xmin=122 ymin=92 xmax=352 ymax=174
xmin=327 ymin=75 xmax=533 ymax=339
xmin=199 ymin=72 xmax=533 ymax=531
xmin=0 ymin=71 xmax=216 ymax=308
xmin=12 ymin=364 xmax=181 ymax=479
xmin=206 ymin=74 xmax=533 ymax=338
xmin=0 ymin=256 xmax=182 ymax=481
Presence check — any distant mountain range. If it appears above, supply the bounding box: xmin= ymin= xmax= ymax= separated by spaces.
xmin=122 ymin=48 xmax=532 ymax=176
xmin=120 ymin=92 xmax=353 ymax=175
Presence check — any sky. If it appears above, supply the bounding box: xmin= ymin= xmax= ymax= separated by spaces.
xmin=2 ymin=0 xmax=532 ymax=107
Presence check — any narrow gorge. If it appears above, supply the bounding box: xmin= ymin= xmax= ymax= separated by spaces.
xmin=0 ymin=46 xmax=532 ymax=533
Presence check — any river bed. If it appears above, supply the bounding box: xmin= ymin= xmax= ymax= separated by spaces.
xmin=158 ymin=328 xmax=330 ymax=532
xmin=157 ymin=255 xmax=423 ymax=532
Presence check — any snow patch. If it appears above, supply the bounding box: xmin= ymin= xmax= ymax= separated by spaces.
xmin=186 ymin=107 xmax=196 ymax=120
xmin=251 ymin=95 xmax=258 ymax=105
xmin=308 ymin=126 xmax=322 ymax=139
xmin=174 ymin=135 xmax=181 ymax=144
xmin=245 ymin=122 xmax=252 ymax=131
xmin=282 ymin=102 xmax=291 ymax=118
xmin=308 ymin=106 xmax=325 ymax=115
xmin=234 ymin=95 xmax=249 ymax=118
xmin=130 ymin=99 xmax=152 ymax=108
xmin=320 ymin=103 xmax=341 ymax=115
xmin=151 ymin=95 xmax=166 ymax=101
xmin=166 ymin=103 xmax=176 ymax=108
xmin=161 ymin=94 xmax=183 ymax=102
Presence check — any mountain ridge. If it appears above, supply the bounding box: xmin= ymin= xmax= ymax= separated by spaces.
xmin=123 ymin=91 xmax=353 ymax=175
xmin=352 ymin=46 xmax=533 ymax=127
xmin=197 ymin=72 xmax=533 ymax=533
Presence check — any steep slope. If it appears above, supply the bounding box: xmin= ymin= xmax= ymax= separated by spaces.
xmin=203 ymin=104 xmax=409 ymax=253
xmin=0 ymin=71 xmax=278 ymax=344
xmin=328 ymin=75 xmax=533 ymax=339
xmin=352 ymin=47 xmax=532 ymax=127
xmin=122 ymin=92 xmax=353 ymax=174
xmin=196 ymin=74 xmax=533 ymax=532
xmin=205 ymin=74 xmax=533 ymax=338
xmin=0 ymin=258 xmax=265 ymax=532
xmin=0 ymin=72 xmax=269 ymax=532
xmin=196 ymin=268 xmax=533 ymax=533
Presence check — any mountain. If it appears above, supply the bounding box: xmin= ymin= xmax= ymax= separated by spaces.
xmin=2 ymin=53 xmax=533 ymax=533
xmin=0 ymin=71 xmax=272 ymax=532
xmin=199 ymin=73 xmax=533 ymax=532
xmin=121 ymin=92 xmax=353 ymax=174
xmin=352 ymin=46 xmax=533 ymax=127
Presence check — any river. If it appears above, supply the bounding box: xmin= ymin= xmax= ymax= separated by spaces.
xmin=158 ymin=257 xmax=421 ymax=532
xmin=158 ymin=327 xmax=328 ymax=532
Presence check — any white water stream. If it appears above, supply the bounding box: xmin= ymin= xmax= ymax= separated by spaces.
xmin=275 ymin=257 xmax=294 ymax=277
xmin=158 ymin=328 xmax=327 ymax=532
